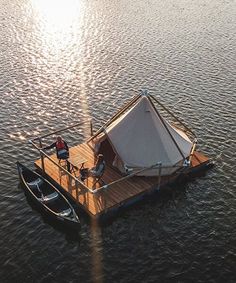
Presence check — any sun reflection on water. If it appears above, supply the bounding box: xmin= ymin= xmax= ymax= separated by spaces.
xmin=30 ymin=0 xmax=84 ymax=59
xmin=31 ymin=0 xmax=83 ymax=38
xmin=90 ymin=219 xmax=104 ymax=283
xmin=29 ymin=0 xmax=91 ymax=137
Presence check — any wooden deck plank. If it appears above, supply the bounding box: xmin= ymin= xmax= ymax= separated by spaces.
xmin=34 ymin=142 xmax=210 ymax=217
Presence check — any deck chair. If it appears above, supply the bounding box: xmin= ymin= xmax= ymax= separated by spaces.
xmin=91 ymin=163 xmax=106 ymax=188
xmin=80 ymin=162 xmax=105 ymax=187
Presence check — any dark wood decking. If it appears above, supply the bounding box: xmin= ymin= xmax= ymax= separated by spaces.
xmin=35 ymin=143 xmax=210 ymax=217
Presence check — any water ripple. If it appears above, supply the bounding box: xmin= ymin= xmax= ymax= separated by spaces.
xmin=0 ymin=0 xmax=236 ymax=282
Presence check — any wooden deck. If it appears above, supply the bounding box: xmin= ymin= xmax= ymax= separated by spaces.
xmin=35 ymin=143 xmax=210 ymax=218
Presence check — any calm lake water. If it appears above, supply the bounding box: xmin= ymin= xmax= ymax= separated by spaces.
xmin=0 ymin=0 xmax=235 ymax=282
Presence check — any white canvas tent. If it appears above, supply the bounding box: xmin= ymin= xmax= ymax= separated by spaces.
xmin=89 ymin=95 xmax=195 ymax=176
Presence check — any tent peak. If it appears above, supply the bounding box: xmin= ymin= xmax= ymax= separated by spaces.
xmin=140 ymin=89 xmax=149 ymax=96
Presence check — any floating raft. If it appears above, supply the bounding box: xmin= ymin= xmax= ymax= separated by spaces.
xmin=35 ymin=142 xmax=210 ymax=218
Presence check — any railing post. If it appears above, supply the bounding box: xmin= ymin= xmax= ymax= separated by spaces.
xmin=90 ymin=120 xmax=93 ymax=136
xmin=68 ymin=173 xmax=72 ymax=192
xmin=38 ymin=138 xmax=45 ymax=173
xmin=75 ymin=179 xmax=79 ymax=200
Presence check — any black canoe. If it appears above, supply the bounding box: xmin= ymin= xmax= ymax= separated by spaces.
xmin=17 ymin=162 xmax=80 ymax=231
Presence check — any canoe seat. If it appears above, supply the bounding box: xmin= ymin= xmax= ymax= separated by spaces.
xmin=41 ymin=192 xmax=59 ymax=203
xmin=58 ymin=208 xmax=72 ymax=217
xmin=27 ymin=178 xmax=44 ymax=188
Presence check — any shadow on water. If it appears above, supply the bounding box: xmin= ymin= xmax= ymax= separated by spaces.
xmin=98 ymin=165 xmax=214 ymax=227
xmin=97 ymin=183 xmax=187 ymax=227
xmin=17 ymin=163 xmax=214 ymax=233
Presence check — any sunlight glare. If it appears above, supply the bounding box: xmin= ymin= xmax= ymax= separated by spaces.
xmin=31 ymin=0 xmax=83 ymax=29
xmin=31 ymin=0 xmax=83 ymax=54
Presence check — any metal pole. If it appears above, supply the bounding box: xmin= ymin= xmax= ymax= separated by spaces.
xmin=90 ymin=120 xmax=93 ymax=136
xmin=148 ymin=96 xmax=186 ymax=160
xmin=188 ymin=141 xmax=197 ymax=164
xmin=94 ymin=162 xmax=162 ymax=193
xmin=150 ymin=95 xmax=196 ymax=138
xmin=31 ymin=120 xmax=91 ymax=141
xmin=75 ymin=179 xmax=79 ymax=201
xmin=38 ymin=138 xmax=45 ymax=173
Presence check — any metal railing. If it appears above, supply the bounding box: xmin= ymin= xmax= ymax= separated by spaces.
xmin=29 ymin=120 xmax=95 ymax=195
xmin=92 ymin=161 xmax=191 ymax=194
xmin=30 ymin=129 xmax=184 ymax=197
xmin=29 ymin=109 xmax=194 ymax=214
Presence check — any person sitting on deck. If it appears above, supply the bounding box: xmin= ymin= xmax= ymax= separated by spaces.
xmin=80 ymin=154 xmax=106 ymax=182
xmin=43 ymin=136 xmax=70 ymax=171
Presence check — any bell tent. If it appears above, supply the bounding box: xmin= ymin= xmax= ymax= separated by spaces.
xmin=89 ymin=94 xmax=196 ymax=176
